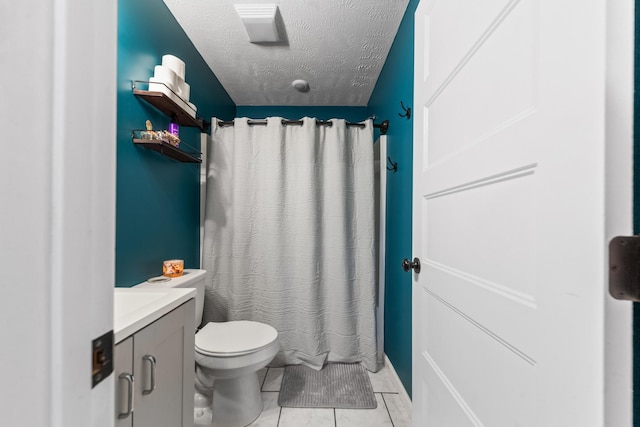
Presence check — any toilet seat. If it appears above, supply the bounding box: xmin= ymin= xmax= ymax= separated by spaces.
xmin=195 ymin=320 xmax=278 ymax=357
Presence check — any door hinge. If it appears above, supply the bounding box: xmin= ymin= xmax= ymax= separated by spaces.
xmin=609 ymin=236 xmax=640 ymax=301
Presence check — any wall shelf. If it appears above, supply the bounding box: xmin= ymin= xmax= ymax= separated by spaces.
xmin=131 ymin=131 xmax=201 ymax=163
xmin=132 ymin=80 xmax=208 ymax=131
xmin=131 ymin=80 xmax=204 ymax=163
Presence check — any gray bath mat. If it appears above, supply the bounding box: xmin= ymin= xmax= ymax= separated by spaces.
xmin=278 ymin=363 xmax=377 ymax=409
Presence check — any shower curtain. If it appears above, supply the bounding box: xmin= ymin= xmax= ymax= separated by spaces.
xmin=202 ymin=117 xmax=378 ymax=372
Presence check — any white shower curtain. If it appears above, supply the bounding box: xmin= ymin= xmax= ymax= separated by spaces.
xmin=202 ymin=117 xmax=378 ymax=372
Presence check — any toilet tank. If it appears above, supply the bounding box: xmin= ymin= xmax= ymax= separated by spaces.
xmin=135 ymin=269 xmax=207 ymax=327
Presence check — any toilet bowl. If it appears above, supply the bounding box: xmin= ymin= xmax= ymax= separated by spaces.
xmin=137 ymin=269 xmax=278 ymax=427
xmin=195 ymin=321 xmax=278 ymax=427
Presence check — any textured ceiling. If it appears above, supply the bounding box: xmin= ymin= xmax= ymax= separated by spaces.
xmin=162 ymin=0 xmax=409 ymax=106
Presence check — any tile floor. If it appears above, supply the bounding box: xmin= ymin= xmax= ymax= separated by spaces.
xmin=248 ymin=364 xmax=412 ymax=427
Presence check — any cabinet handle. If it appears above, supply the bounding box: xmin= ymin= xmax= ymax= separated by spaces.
xmin=142 ymin=355 xmax=157 ymax=395
xmin=117 ymin=373 xmax=134 ymax=419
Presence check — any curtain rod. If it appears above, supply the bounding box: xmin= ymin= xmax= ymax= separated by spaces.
xmin=217 ymin=119 xmax=389 ymax=135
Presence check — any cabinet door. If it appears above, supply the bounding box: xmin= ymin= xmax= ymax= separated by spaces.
xmin=114 ymin=337 xmax=134 ymax=427
xmin=134 ymin=300 xmax=195 ymax=427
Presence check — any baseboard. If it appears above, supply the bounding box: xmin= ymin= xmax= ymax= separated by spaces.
xmin=384 ymin=354 xmax=412 ymax=417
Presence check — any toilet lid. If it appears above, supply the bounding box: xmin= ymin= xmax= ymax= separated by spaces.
xmin=195 ymin=321 xmax=278 ymax=357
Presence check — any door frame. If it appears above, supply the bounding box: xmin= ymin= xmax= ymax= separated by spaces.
xmin=4 ymin=0 xmax=118 ymax=426
xmin=48 ymin=0 xmax=118 ymax=424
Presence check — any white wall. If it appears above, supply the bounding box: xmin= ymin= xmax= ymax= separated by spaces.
xmin=0 ymin=1 xmax=117 ymax=425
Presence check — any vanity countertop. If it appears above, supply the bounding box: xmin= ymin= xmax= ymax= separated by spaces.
xmin=114 ymin=287 xmax=196 ymax=343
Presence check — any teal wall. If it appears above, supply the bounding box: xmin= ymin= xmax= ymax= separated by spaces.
xmin=236 ymin=106 xmax=368 ymax=122
xmin=116 ymin=0 xmax=235 ymax=287
xmin=367 ymin=0 xmax=420 ymax=396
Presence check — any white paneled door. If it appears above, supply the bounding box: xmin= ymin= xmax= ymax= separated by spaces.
xmin=412 ymin=0 xmax=633 ymax=426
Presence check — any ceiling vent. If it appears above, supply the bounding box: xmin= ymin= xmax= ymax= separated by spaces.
xmin=234 ymin=4 xmax=281 ymax=43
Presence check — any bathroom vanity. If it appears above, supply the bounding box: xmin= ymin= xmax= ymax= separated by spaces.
xmin=114 ymin=288 xmax=196 ymax=427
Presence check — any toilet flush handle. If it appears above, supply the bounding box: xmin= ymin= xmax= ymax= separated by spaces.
xmin=142 ymin=355 xmax=157 ymax=395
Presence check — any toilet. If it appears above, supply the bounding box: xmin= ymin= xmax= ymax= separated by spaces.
xmin=137 ymin=269 xmax=278 ymax=427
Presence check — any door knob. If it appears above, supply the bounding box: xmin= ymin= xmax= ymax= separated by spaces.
xmin=402 ymin=257 xmax=421 ymax=273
